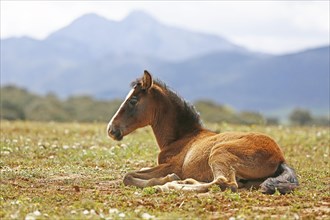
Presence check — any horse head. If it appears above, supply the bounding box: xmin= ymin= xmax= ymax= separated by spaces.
xmin=107 ymin=70 xmax=155 ymax=140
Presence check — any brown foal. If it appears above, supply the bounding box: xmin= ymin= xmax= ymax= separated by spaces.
xmin=107 ymin=70 xmax=299 ymax=194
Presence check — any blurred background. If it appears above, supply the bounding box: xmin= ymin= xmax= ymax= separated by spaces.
xmin=1 ymin=1 xmax=329 ymax=125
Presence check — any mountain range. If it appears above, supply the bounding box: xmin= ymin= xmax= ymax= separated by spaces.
xmin=1 ymin=11 xmax=329 ymax=117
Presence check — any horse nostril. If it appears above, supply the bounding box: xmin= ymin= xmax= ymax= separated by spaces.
xmin=110 ymin=128 xmax=116 ymax=136
xmin=113 ymin=129 xmax=121 ymax=137
xmin=107 ymin=125 xmax=123 ymax=140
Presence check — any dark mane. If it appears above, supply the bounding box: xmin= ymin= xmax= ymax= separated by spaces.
xmin=130 ymin=77 xmax=202 ymax=127
xmin=153 ymin=79 xmax=202 ymax=127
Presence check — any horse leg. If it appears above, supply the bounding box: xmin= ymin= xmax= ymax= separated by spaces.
xmin=154 ymin=178 xmax=220 ymax=193
xmin=154 ymin=174 xmax=238 ymax=192
xmin=123 ymin=163 xmax=180 ymax=188
xmin=155 ymin=145 xmax=239 ymax=193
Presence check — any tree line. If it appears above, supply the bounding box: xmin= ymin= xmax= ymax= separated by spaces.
xmin=1 ymin=85 xmax=328 ymax=126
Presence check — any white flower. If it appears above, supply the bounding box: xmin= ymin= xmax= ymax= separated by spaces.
xmin=33 ymin=210 xmax=41 ymax=216
xmin=118 ymin=213 xmax=126 ymax=218
xmin=25 ymin=214 xmax=35 ymax=220
xmin=62 ymin=145 xmax=70 ymax=149
xmin=109 ymin=208 xmax=119 ymax=214
xmin=25 ymin=210 xmax=41 ymax=220
xmin=142 ymin=213 xmax=155 ymax=219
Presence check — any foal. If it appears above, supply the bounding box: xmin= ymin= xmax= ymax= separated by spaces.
xmin=107 ymin=70 xmax=299 ymax=194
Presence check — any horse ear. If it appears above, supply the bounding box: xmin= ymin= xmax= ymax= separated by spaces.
xmin=142 ymin=70 xmax=153 ymax=90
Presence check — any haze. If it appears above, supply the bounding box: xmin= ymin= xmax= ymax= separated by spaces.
xmin=1 ymin=1 xmax=329 ymax=54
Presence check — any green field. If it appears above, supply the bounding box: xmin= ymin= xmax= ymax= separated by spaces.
xmin=0 ymin=121 xmax=329 ymax=219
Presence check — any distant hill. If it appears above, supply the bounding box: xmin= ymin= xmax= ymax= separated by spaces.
xmin=162 ymin=46 xmax=329 ymax=113
xmin=46 ymin=11 xmax=244 ymax=61
xmin=1 ymin=11 xmax=329 ymax=117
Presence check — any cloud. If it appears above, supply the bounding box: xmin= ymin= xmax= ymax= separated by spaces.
xmin=1 ymin=1 xmax=329 ymax=54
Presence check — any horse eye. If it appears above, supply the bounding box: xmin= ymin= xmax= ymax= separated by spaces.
xmin=128 ymin=97 xmax=138 ymax=106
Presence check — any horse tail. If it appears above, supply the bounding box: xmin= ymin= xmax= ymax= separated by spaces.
xmin=260 ymin=163 xmax=299 ymax=194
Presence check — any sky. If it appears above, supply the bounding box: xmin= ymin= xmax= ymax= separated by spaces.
xmin=1 ymin=1 xmax=329 ymax=54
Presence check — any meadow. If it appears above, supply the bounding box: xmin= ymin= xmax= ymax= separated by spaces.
xmin=0 ymin=121 xmax=329 ymax=219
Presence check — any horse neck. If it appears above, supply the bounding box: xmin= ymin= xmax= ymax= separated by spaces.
xmin=150 ymin=98 xmax=203 ymax=151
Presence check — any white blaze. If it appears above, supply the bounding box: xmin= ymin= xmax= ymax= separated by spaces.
xmin=107 ymin=89 xmax=134 ymax=133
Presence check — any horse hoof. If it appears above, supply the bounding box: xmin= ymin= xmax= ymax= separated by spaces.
xmin=123 ymin=174 xmax=134 ymax=186
xmin=154 ymin=185 xmax=170 ymax=192
xmin=229 ymin=185 xmax=238 ymax=193
xmin=168 ymin=173 xmax=181 ymax=181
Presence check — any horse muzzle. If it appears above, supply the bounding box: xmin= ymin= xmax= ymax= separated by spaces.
xmin=107 ymin=124 xmax=123 ymax=141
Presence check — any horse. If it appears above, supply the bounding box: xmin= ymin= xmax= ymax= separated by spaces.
xmin=107 ymin=70 xmax=299 ymax=194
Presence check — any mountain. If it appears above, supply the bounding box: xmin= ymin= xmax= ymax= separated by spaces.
xmin=165 ymin=46 xmax=329 ymax=113
xmin=1 ymin=11 xmax=329 ymax=117
xmin=224 ymin=46 xmax=330 ymax=111
xmin=46 ymin=11 xmax=244 ymax=61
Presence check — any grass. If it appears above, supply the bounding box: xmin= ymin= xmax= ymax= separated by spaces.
xmin=0 ymin=121 xmax=329 ymax=219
